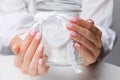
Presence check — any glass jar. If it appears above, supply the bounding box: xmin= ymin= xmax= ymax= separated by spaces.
xmin=32 ymin=0 xmax=83 ymax=72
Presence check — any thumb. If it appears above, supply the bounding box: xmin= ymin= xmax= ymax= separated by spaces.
xmin=12 ymin=44 xmax=20 ymax=55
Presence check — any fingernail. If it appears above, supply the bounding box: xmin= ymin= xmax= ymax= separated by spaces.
xmin=75 ymin=43 xmax=81 ymax=48
xmin=66 ymin=23 xmax=74 ymax=29
xmin=39 ymin=59 xmax=44 ymax=66
xmin=30 ymin=29 xmax=36 ymax=36
xmin=35 ymin=32 xmax=42 ymax=40
xmin=37 ymin=44 xmax=43 ymax=52
xmin=70 ymin=17 xmax=77 ymax=22
xmin=71 ymin=31 xmax=77 ymax=37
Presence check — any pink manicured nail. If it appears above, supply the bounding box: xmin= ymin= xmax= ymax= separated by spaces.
xmin=70 ymin=17 xmax=77 ymax=22
xmin=35 ymin=33 xmax=42 ymax=40
xmin=71 ymin=31 xmax=77 ymax=37
xmin=66 ymin=23 xmax=74 ymax=28
xmin=75 ymin=43 xmax=81 ymax=48
xmin=30 ymin=29 xmax=36 ymax=36
xmin=37 ymin=44 xmax=43 ymax=52
xmin=39 ymin=59 xmax=44 ymax=65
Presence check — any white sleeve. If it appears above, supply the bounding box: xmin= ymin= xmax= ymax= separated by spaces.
xmin=80 ymin=0 xmax=116 ymax=57
xmin=0 ymin=0 xmax=34 ymax=55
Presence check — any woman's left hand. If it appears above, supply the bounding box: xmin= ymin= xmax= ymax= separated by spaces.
xmin=66 ymin=17 xmax=103 ymax=66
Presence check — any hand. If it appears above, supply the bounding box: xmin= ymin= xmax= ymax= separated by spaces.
xmin=66 ymin=17 xmax=103 ymax=66
xmin=11 ymin=29 xmax=49 ymax=76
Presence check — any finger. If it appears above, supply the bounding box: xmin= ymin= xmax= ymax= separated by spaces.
xmin=29 ymin=44 xmax=44 ymax=76
xmin=70 ymin=31 xmax=100 ymax=57
xmin=70 ymin=17 xmax=96 ymax=33
xmin=70 ymin=17 xmax=101 ymax=37
xmin=87 ymin=19 xmax=102 ymax=38
xmin=87 ymin=19 xmax=94 ymax=24
xmin=15 ymin=29 xmax=37 ymax=69
xmin=20 ymin=29 xmax=37 ymax=54
xmin=22 ymin=32 xmax=42 ymax=73
xmin=74 ymin=43 xmax=96 ymax=66
xmin=38 ymin=59 xmax=49 ymax=75
xmin=68 ymin=23 xmax=102 ymax=48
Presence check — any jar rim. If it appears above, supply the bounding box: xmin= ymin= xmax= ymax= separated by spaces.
xmin=35 ymin=1 xmax=81 ymax=11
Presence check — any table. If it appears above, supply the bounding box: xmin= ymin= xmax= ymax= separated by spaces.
xmin=0 ymin=55 xmax=120 ymax=80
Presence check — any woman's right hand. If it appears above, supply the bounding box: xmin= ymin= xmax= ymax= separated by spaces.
xmin=10 ymin=29 xmax=49 ymax=76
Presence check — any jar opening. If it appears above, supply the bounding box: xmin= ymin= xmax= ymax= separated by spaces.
xmin=35 ymin=1 xmax=81 ymax=11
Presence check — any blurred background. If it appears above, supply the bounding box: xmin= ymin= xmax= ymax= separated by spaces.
xmin=103 ymin=0 xmax=120 ymax=66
